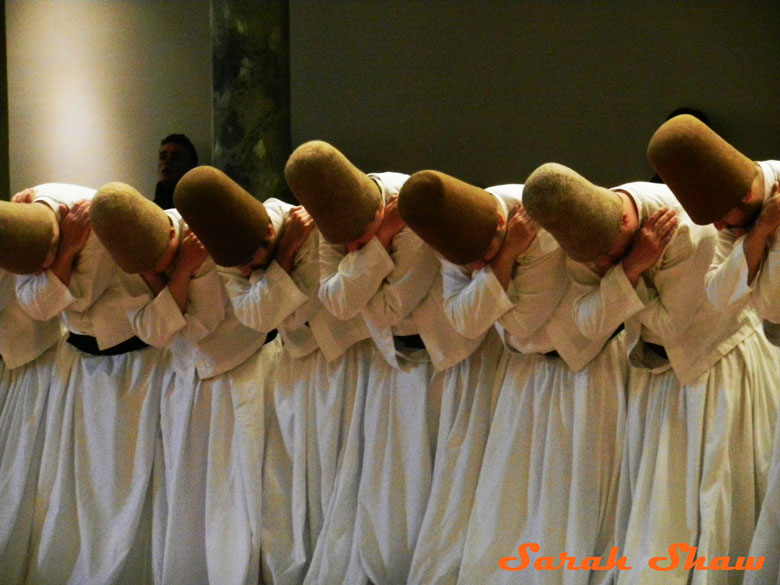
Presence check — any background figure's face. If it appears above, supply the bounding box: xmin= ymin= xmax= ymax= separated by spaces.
xmin=158 ymin=142 xmax=195 ymax=188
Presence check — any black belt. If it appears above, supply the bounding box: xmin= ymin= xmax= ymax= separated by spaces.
xmin=645 ymin=342 xmax=668 ymax=360
xmin=394 ymin=334 xmax=426 ymax=350
xmin=67 ymin=333 xmax=148 ymax=356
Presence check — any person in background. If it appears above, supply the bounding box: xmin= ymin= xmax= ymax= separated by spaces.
xmin=154 ymin=133 xmax=199 ymax=209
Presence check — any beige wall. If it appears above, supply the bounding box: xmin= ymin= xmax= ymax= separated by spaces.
xmin=6 ymin=0 xmax=211 ymax=197
xmin=290 ymin=1 xmax=780 ymax=188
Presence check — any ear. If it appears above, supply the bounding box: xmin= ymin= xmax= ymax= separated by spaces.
xmin=266 ymin=222 xmax=275 ymax=240
xmin=496 ymin=210 xmax=506 ymax=227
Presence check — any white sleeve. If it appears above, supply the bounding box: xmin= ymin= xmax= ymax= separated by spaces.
xmin=704 ymin=229 xmax=752 ymax=310
xmin=62 ymin=235 xmax=116 ymax=313
xmin=361 ymin=228 xmax=438 ymax=329
xmin=225 ymin=261 xmax=309 ymax=333
xmin=177 ymin=262 xmax=226 ymax=343
xmin=128 ymin=262 xmax=223 ymax=347
xmin=128 ymin=287 xmax=188 ymax=347
xmin=568 ymin=258 xmax=645 ymax=340
xmin=635 ymin=224 xmax=716 ymax=341
xmin=318 ymin=236 xmax=394 ymax=320
xmin=441 ymin=260 xmax=514 ymax=339
xmin=752 ymin=232 xmax=780 ymax=321
xmin=15 ymin=271 xmax=75 ymax=321
xmin=499 ymin=239 xmax=567 ymax=340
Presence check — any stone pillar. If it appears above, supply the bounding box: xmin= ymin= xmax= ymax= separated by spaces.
xmin=212 ymin=0 xmax=292 ymax=202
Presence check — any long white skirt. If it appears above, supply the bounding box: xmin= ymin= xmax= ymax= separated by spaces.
xmin=25 ymin=342 xmax=167 ymax=585
xmin=0 ymin=343 xmax=58 ymax=583
xmin=302 ymin=339 xmax=375 ymax=585
xmin=457 ymin=334 xmax=627 ymax=585
xmin=356 ymin=348 xmax=437 ymax=585
xmin=616 ymin=329 xmax=780 ymax=585
xmin=745 ymin=405 xmax=780 ymax=585
xmin=159 ymin=340 xmax=278 ymax=585
xmin=407 ymin=330 xmax=504 ymax=585
xmin=259 ymin=339 xmax=311 ymax=585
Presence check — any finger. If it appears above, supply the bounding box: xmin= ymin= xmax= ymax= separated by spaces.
xmin=649 ymin=207 xmax=671 ymax=225
xmin=653 ymin=211 xmax=673 ymax=228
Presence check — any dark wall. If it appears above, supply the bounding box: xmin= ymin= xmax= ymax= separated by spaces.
xmin=1 ymin=1 xmax=8 ymax=200
xmin=290 ymin=1 xmax=780 ymax=188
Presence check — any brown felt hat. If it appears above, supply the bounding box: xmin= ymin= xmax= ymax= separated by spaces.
xmin=91 ymin=182 xmax=171 ymax=274
xmin=174 ymin=166 xmax=270 ymax=267
xmin=523 ymin=163 xmax=622 ymax=262
xmin=647 ymin=114 xmax=756 ymax=225
xmin=284 ymin=140 xmax=380 ymax=244
xmin=398 ymin=170 xmax=498 ymax=265
xmin=0 ymin=201 xmax=55 ymax=274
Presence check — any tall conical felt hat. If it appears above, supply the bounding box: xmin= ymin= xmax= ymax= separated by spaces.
xmin=523 ymin=163 xmax=622 ymax=262
xmin=0 ymin=201 xmax=55 ymax=274
xmin=398 ymin=170 xmax=498 ymax=265
xmin=647 ymin=114 xmax=756 ymax=225
xmin=174 ymin=166 xmax=270 ymax=267
xmin=284 ymin=140 xmax=380 ymax=244
xmin=91 ymin=182 xmax=171 ymax=274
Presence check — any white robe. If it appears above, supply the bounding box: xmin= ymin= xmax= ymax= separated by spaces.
xmin=453 ymin=185 xmax=626 ymax=585
xmin=306 ymin=171 xmax=441 ymax=585
xmin=566 ymin=182 xmax=779 ymax=585
xmin=18 ymin=186 xmax=165 ymax=585
xmin=226 ymin=200 xmax=341 ymax=585
xmin=123 ymin=209 xmax=268 ymax=585
xmin=0 ymin=269 xmax=62 ymax=583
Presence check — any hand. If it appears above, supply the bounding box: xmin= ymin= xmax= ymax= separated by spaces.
xmin=502 ymin=204 xmax=540 ymax=257
xmin=175 ymin=229 xmax=208 ymax=274
xmin=279 ymin=206 xmax=314 ymax=254
xmin=58 ymin=200 xmax=92 ymax=257
xmin=276 ymin=206 xmax=315 ymax=272
xmin=622 ymin=207 xmax=678 ymax=284
xmin=376 ymin=196 xmax=405 ymax=249
xmin=11 ymin=188 xmax=35 ymax=204
xmin=754 ymin=182 xmax=780 ymax=237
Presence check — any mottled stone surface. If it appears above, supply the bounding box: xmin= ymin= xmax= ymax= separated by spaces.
xmin=212 ymin=0 xmax=292 ymax=202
